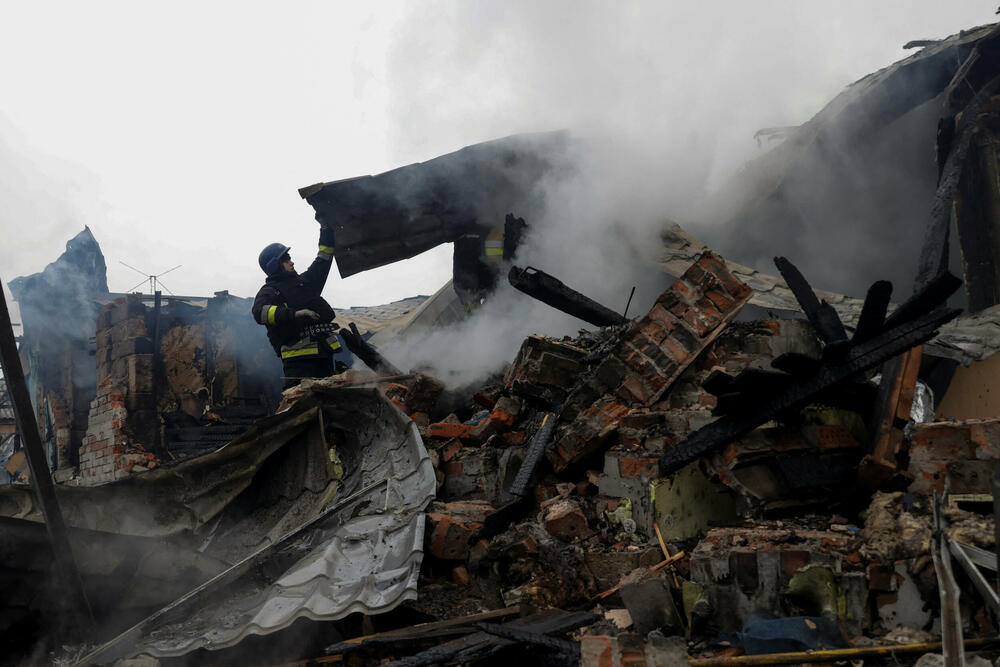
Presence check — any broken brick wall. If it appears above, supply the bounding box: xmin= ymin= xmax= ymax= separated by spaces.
xmin=76 ymin=292 xmax=279 ymax=486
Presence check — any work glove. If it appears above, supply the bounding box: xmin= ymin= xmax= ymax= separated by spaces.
xmin=294 ymin=309 xmax=322 ymax=320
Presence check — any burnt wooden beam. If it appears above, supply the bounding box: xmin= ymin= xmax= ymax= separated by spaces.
xmin=859 ymin=346 xmax=923 ymax=489
xmin=324 ymin=606 xmax=521 ymax=659
xmin=473 ymin=413 xmax=559 ymax=543
xmin=659 ymin=262 xmax=962 ymax=479
xmin=916 ymin=73 xmax=1000 ymax=292
xmin=508 ymin=266 xmax=624 ymax=328
xmin=774 ymin=256 xmax=848 ymax=350
xmin=0 ymin=285 xmax=93 ymax=637
xmin=385 ymin=610 xmax=597 ymax=667
xmin=340 ymin=322 xmax=403 ymax=376
xmin=884 ymin=272 xmax=963 ymax=331
xmin=852 ymin=280 xmax=893 ymax=344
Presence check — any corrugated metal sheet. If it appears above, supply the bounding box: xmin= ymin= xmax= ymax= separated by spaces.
xmin=72 ymin=384 xmax=435 ymax=663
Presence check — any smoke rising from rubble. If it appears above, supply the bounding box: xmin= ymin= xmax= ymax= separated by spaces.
xmin=379 ymin=3 xmax=997 ymax=383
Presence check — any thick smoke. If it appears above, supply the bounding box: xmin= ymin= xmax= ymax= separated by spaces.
xmin=376 ymin=3 xmax=997 ymax=383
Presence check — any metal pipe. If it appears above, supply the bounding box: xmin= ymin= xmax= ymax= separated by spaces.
xmin=0 ymin=284 xmax=94 ymax=635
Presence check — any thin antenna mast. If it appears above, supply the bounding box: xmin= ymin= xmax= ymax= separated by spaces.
xmin=118 ymin=261 xmax=181 ymax=295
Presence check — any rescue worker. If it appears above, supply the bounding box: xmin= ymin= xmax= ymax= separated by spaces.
xmin=252 ymin=226 xmax=342 ymax=388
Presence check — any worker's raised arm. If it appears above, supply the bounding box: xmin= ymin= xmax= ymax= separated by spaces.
xmin=299 ymin=226 xmax=337 ymax=292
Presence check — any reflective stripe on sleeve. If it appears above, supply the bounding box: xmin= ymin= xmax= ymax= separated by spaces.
xmin=318 ymin=244 xmax=335 ymax=254
xmin=266 ymin=305 xmax=278 ymax=325
xmin=281 ymin=345 xmax=320 ymax=359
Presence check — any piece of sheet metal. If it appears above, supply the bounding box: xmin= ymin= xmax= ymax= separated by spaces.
xmin=75 ymin=385 xmax=435 ymax=663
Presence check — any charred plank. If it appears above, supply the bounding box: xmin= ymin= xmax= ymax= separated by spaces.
xmin=659 ymin=264 xmax=962 ymax=478
xmin=340 ymin=322 xmax=403 ymax=376
xmin=474 ymin=413 xmax=559 ymax=542
xmin=508 ymin=266 xmax=624 ymax=328
xmin=852 ymin=280 xmax=893 ymax=344
xmin=774 ymin=256 xmax=848 ymax=350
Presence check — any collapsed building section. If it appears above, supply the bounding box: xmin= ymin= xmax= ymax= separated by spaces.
xmin=10 ymin=19 xmax=1000 ymax=667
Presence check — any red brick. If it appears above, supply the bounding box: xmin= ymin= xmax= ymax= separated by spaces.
xmin=548 ymin=398 xmax=628 ymax=472
xmin=781 ymin=550 xmax=809 ymax=577
xmin=503 ymin=431 xmax=526 ymax=446
xmin=489 ymin=408 xmax=516 ymax=429
xmin=428 ymin=423 xmax=473 ymax=439
xmin=440 ymin=439 xmax=463 ymax=462
xmin=867 ymin=564 xmax=896 ymax=591
xmin=617 ymin=374 xmax=653 ymax=404
xmin=661 ymin=336 xmax=690 ymax=365
xmin=699 ymin=252 xmax=753 ymax=300
xmin=682 ymin=308 xmax=714 ymax=337
xmin=705 ymin=288 xmax=736 ymax=312
xmin=580 ymin=636 xmax=614 ymax=666
xmin=646 ymin=304 xmax=677 ymax=330
xmin=672 ymin=278 xmax=697 ymax=303
xmin=543 ymin=499 xmax=591 ymax=541
xmin=619 ymin=456 xmax=659 ymax=479
xmin=695 ymin=296 xmax=723 ymax=325
xmin=811 ymin=425 xmax=859 ymax=450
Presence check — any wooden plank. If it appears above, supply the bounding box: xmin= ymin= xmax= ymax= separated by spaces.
xmin=860 ymin=345 xmax=923 ymax=487
xmin=308 ymin=606 xmax=523 ymax=664
xmin=508 ymin=266 xmax=624 ymax=328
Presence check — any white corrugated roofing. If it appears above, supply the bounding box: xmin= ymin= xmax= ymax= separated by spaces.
xmin=77 ymin=384 xmax=435 ymax=663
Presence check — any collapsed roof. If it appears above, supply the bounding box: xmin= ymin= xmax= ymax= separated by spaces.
xmin=694 ymin=23 xmax=1000 ymax=301
xmin=0 ymin=384 xmax=436 ymax=662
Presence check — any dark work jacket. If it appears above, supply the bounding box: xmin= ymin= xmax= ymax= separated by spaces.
xmin=251 ymin=229 xmax=337 ymax=357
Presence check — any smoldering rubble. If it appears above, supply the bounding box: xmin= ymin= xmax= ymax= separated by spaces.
xmin=8 ymin=19 xmax=1000 ymax=667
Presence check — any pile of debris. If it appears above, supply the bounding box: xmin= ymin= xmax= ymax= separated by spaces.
xmin=11 ymin=19 xmax=1000 ymax=667
xmin=292 ymin=250 xmax=999 ymax=665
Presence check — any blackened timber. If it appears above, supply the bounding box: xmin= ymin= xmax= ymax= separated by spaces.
xmin=508 ymin=266 xmax=624 ymax=328
xmin=916 ymin=73 xmax=1000 ymax=291
xmin=505 ymin=412 xmax=557 ymax=500
xmin=474 ymin=622 xmax=581 ymax=661
xmin=884 ymin=272 xmax=963 ymax=330
xmin=852 ymin=281 xmax=893 ymax=343
xmin=340 ymin=322 xmax=403 ymax=376
xmin=324 ymin=607 xmax=521 ymax=658
xmin=659 ymin=265 xmax=962 ymax=477
xmin=386 ymin=610 xmax=597 ymax=667
xmin=770 ymin=352 xmax=823 ymax=376
xmin=476 ymin=412 xmax=558 ymax=543
xmin=0 ymin=286 xmax=94 ymax=635
xmin=660 ymin=304 xmax=959 ymax=477
xmin=774 ymin=256 xmax=848 ymax=349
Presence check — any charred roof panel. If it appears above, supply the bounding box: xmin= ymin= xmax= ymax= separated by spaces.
xmin=299 ymin=131 xmax=573 ymax=278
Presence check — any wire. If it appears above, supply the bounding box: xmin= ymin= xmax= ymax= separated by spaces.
xmin=119 ymin=261 xmax=149 ymax=277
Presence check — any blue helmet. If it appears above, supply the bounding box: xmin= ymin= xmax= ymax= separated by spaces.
xmin=258 ymin=243 xmax=290 ymax=276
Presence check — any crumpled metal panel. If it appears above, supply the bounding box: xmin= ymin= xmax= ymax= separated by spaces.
xmin=299 ymin=131 xmax=572 ymax=278
xmin=77 ymin=385 xmax=435 ymax=663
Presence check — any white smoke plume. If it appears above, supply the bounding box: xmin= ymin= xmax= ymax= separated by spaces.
xmin=377 ymin=3 xmax=997 ymax=384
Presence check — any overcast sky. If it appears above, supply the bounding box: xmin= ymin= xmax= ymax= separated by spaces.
xmin=1 ymin=2 xmax=997 ymax=309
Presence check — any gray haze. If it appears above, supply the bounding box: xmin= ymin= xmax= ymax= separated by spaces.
xmin=2 ymin=3 xmax=997 ymax=382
